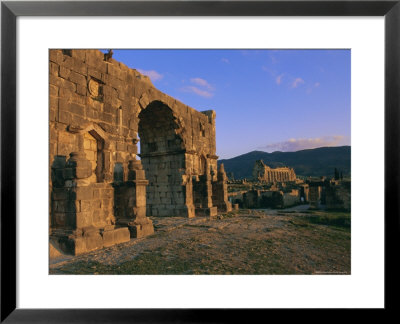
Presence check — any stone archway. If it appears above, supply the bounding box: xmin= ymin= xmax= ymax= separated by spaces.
xmin=138 ymin=100 xmax=186 ymax=217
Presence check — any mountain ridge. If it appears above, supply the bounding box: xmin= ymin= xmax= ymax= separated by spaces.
xmin=217 ymin=146 xmax=351 ymax=179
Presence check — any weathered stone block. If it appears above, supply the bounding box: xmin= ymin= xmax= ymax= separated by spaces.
xmin=69 ymin=102 xmax=85 ymax=117
xmin=71 ymin=49 xmax=86 ymax=62
xmin=83 ymin=231 xmax=103 ymax=252
xmin=80 ymin=200 xmax=92 ymax=212
xmin=77 ymin=84 xmax=87 ymax=96
xmin=50 ymin=62 xmax=59 ymax=76
xmin=128 ymin=222 xmax=154 ymax=238
xmin=49 ymin=50 xmax=63 ymax=64
xmin=76 ymin=211 xmax=93 ymax=228
xmin=59 ymin=66 xmax=71 ymax=79
xmin=114 ymin=227 xmax=130 ymax=244
xmin=101 ymin=230 xmax=115 ymax=247
xmin=75 ymin=166 xmax=92 ymax=179
xmin=58 ymin=131 xmax=73 ymax=144
xmin=69 ymin=71 xmax=87 ymax=86
xmin=58 ymin=110 xmax=71 ymax=124
xmin=72 ymin=186 xmax=93 ymax=200
xmin=116 ymin=142 xmax=126 ymax=151
xmin=62 ymin=56 xmax=87 ymax=75
xmin=62 ymin=79 xmax=77 ymax=92
xmin=49 ymin=74 xmax=63 ymax=87
xmin=102 ymin=189 xmax=113 ymax=199
xmin=88 ymin=67 xmax=103 ymax=81
xmin=86 ymin=53 xmax=107 ymax=73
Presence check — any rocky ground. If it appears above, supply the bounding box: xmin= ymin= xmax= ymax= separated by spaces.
xmin=49 ymin=205 xmax=351 ymax=275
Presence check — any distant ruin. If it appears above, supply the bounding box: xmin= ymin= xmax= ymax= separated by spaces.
xmin=252 ymin=160 xmax=296 ymax=183
xmin=227 ymin=175 xmax=350 ymax=211
xmin=309 ymin=179 xmax=351 ymax=210
xmin=227 ymin=161 xmax=350 ymax=211
xmin=50 ymin=49 xmax=231 ymax=255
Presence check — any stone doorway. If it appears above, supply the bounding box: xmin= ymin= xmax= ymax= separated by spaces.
xmin=83 ymin=130 xmax=105 ymax=183
xmin=138 ymin=101 xmax=186 ymax=217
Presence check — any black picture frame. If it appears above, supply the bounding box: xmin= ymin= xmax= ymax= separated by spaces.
xmin=1 ymin=0 xmax=399 ymax=322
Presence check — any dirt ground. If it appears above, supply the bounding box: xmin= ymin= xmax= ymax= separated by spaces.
xmin=49 ymin=205 xmax=351 ymax=275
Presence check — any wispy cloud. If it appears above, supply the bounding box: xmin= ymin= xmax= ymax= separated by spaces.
xmin=262 ymin=66 xmax=275 ymax=75
xmin=259 ymin=135 xmax=349 ymax=152
xmin=180 ymin=86 xmax=214 ymax=98
xmin=190 ymin=77 xmax=214 ymax=90
xmin=180 ymin=77 xmax=215 ymax=98
xmin=262 ymin=67 xmax=306 ymax=90
xmin=291 ymin=77 xmax=305 ymax=88
xmin=306 ymin=82 xmax=321 ymax=94
xmin=221 ymin=58 xmax=230 ymax=64
xmin=137 ymin=69 xmax=163 ymax=81
xmin=276 ymin=74 xmax=284 ymax=85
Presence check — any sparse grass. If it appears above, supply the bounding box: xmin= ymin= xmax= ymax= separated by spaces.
xmin=51 ymin=209 xmax=350 ymax=275
xmin=303 ymin=210 xmax=351 ymax=228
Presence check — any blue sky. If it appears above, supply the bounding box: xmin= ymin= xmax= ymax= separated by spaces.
xmin=107 ymin=49 xmax=350 ymax=159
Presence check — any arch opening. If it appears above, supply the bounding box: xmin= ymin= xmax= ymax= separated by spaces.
xmin=138 ymin=101 xmax=185 ymax=217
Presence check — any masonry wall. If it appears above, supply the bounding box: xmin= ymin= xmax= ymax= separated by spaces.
xmin=50 ymin=49 xmax=228 ymax=255
xmin=326 ymin=181 xmax=351 ymax=211
xmin=50 ymin=50 xmax=217 ymax=180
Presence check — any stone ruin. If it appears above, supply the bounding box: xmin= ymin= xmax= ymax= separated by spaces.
xmin=49 ymin=49 xmax=231 ymax=255
xmin=308 ymin=178 xmax=351 ymax=211
xmin=252 ymin=160 xmax=296 ymax=183
xmin=308 ymin=182 xmax=323 ymax=209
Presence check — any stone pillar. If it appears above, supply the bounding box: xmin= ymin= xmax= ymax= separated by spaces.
xmin=212 ymin=163 xmax=232 ymax=213
xmin=193 ymin=161 xmax=217 ymax=216
xmin=182 ymin=173 xmax=196 ymax=218
xmin=50 ymin=151 xmax=130 ymax=255
xmin=114 ymin=159 xmax=154 ymax=238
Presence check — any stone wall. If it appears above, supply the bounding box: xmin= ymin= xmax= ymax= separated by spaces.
xmin=49 ymin=49 xmax=230 ymax=255
xmin=282 ymin=190 xmax=300 ymax=207
xmin=326 ymin=181 xmax=351 ymax=211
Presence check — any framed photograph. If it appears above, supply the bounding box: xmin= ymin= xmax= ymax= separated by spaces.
xmin=1 ymin=0 xmax=399 ymax=321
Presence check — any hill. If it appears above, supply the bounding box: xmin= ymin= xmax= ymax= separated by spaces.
xmin=218 ymin=146 xmax=351 ymax=179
